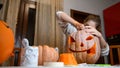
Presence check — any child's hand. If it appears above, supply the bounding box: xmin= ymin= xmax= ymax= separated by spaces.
xmin=85 ymin=26 xmax=102 ymax=38
xmin=74 ymin=22 xmax=85 ymax=30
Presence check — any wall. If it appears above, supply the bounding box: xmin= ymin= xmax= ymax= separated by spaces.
xmin=63 ymin=0 xmax=120 ymax=38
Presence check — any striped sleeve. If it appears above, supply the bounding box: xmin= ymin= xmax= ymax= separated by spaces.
xmin=101 ymin=44 xmax=110 ymax=56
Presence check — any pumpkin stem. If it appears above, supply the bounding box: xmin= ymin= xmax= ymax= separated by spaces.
xmin=0 ymin=21 xmax=9 ymax=28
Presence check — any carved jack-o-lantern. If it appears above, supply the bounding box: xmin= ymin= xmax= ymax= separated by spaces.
xmin=0 ymin=21 xmax=14 ymax=64
xmin=68 ymin=30 xmax=101 ymax=64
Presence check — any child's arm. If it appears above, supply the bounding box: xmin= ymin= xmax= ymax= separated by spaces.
xmin=56 ymin=11 xmax=84 ymax=30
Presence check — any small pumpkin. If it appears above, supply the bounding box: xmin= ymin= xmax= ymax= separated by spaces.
xmin=38 ymin=45 xmax=59 ymax=65
xmin=67 ymin=30 xmax=101 ymax=64
xmin=0 ymin=21 xmax=14 ymax=64
xmin=58 ymin=53 xmax=77 ymax=66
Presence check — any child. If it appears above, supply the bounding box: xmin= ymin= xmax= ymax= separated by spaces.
xmin=56 ymin=11 xmax=109 ymax=56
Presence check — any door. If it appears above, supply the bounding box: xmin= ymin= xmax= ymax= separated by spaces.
xmin=23 ymin=3 xmax=36 ymax=46
xmin=15 ymin=1 xmax=36 ymax=47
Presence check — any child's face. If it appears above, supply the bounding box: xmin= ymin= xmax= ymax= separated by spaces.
xmin=84 ymin=20 xmax=96 ymax=28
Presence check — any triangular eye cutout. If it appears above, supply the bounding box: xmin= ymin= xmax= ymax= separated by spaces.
xmin=70 ymin=37 xmax=75 ymax=42
xmin=86 ymin=35 xmax=93 ymax=40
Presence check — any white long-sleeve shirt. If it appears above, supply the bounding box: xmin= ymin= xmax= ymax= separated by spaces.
xmin=56 ymin=11 xmax=109 ymax=56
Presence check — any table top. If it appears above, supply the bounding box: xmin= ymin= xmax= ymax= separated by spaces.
xmin=1 ymin=64 xmax=120 ymax=68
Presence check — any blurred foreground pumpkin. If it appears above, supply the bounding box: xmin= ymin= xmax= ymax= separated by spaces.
xmin=0 ymin=21 xmax=14 ymax=64
xmin=68 ymin=30 xmax=101 ymax=64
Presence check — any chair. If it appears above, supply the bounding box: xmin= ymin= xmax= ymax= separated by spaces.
xmin=110 ymin=45 xmax=120 ymax=65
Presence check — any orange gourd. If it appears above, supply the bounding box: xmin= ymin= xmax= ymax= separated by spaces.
xmin=38 ymin=45 xmax=59 ymax=65
xmin=68 ymin=30 xmax=101 ymax=64
xmin=0 ymin=21 xmax=14 ymax=64
xmin=59 ymin=53 xmax=77 ymax=66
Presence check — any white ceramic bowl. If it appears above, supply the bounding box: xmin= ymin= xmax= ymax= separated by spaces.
xmin=43 ymin=62 xmax=64 ymax=67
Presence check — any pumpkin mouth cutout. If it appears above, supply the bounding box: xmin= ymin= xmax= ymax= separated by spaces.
xmin=69 ymin=36 xmax=96 ymax=54
xmin=69 ymin=43 xmax=96 ymax=54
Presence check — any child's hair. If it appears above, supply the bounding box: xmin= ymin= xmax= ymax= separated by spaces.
xmin=84 ymin=15 xmax=101 ymax=32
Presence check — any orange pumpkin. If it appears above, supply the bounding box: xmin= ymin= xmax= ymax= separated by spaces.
xmin=38 ymin=45 xmax=59 ymax=65
xmin=58 ymin=53 xmax=77 ymax=66
xmin=0 ymin=21 xmax=14 ymax=64
xmin=68 ymin=30 xmax=101 ymax=64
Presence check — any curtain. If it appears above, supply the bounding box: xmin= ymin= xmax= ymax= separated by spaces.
xmin=34 ymin=0 xmax=64 ymax=53
xmin=6 ymin=0 xmax=20 ymax=35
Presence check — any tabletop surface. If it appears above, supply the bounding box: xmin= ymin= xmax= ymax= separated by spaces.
xmin=1 ymin=64 xmax=120 ymax=68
